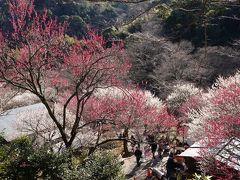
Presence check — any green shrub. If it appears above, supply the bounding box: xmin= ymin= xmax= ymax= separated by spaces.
xmin=0 ymin=136 xmax=124 ymax=180
xmin=0 ymin=136 xmax=72 ymax=179
xmin=79 ymin=151 xmax=124 ymax=180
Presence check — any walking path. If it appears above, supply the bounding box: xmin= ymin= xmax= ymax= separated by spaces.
xmin=122 ymin=147 xmax=169 ymax=179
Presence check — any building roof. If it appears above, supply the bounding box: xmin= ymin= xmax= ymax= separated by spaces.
xmin=0 ymin=103 xmax=97 ymax=151
xmin=178 ymin=140 xmax=206 ymax=158
xmin=0 ymin=103 xmax=45 ymax=141
xmin=215 ymin=137 xmax=240 ymax=171
xmin=179 ymin=137 xmax=240 ymax=171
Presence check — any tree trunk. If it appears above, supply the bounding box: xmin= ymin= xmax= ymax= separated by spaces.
xmin=88 ymin=146 xmax=96 ymax=156
xmin=123 ymin=128 xmax=131 ymax=157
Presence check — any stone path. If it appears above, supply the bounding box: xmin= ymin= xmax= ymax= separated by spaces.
xmin=122 ymin=150 xmax=169 ymax=180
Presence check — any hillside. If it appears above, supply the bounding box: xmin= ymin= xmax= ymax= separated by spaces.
xmin=1 ymin=0 xmax=239 ymax=99
xmin=0 ymin=1 xmax=240 ymax=179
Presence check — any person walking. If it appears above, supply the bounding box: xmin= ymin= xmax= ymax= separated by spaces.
xmin=134 ymin=145 xmax=142 ymax=167
xmin=131 ymin=135 xmax=136 ymax=152
xmin=166 ymin=153 xmax=176 ymax=180
xmin=158 ymin=136 xmax=164 ymax=158
xmin=151 ymin=141 xmax=158 ymax=159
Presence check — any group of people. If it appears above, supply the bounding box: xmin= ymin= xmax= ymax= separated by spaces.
xmin=131 ymin=134 xmax=188 ymax=179
xmin=132 ymin=135 xmax=172 ymax=167
xmin=166 ymin=152 xmax=188 ymax=180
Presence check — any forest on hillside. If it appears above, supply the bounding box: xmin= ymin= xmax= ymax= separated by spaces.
xmin=0 ymin=1 xmax=240 ymax=179
xmin=0 ymin=0 xmax=240 ymax=98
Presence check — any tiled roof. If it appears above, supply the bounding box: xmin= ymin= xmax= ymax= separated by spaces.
xmin=215 ymin=137 xmax=240 ymax=171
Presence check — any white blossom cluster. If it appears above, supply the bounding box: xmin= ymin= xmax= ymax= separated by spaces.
xmin=187 ymin=71 xmax=240 ymax=141
xmin=167 ymin=82 xmax=201 ymax=110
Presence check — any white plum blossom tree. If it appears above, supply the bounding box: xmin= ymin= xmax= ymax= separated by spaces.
xmin=186 ymin=72 xmax=240 ymax=144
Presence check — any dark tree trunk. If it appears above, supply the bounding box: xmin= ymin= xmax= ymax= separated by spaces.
xmin=123 ymin=128 xmax=131 ymax=157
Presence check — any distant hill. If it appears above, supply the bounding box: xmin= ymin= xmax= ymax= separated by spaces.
xmin=0 ymin=0 xmax=130 ymax=36
xmin=0 ymin=0 xmax=240 ymax=99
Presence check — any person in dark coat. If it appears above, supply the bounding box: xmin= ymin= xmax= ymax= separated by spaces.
xmin=166 ymin=153 xmax=176 ymax=179
xmin=158 ymin=136 xmax=164 ymax=158
xmin=151 ymin=141 xmax=158 ymax=159
xmin=134 ymin=145 xmax=142 ymax=167
xmin=131 ymin=135 xmax=136 ymax=152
